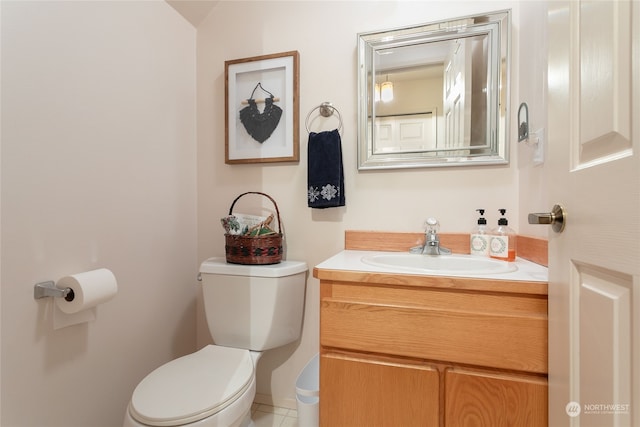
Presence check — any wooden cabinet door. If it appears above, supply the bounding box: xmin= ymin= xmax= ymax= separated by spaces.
xmin=445 ymin=368 xmax=547 ymax=427
xmin=320 ymin=353 xmax=439 ymax=427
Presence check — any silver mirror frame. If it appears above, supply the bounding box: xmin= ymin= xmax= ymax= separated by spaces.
xmin=357 ymin=10 xmax=511 ymax=170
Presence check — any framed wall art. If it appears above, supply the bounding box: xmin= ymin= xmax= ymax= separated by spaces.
xmin=225 ymin=51 xmax=300 ymax=164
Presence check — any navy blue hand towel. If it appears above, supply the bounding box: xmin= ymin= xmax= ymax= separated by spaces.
xmin=307 ymin=129 xmax=345 ymax=208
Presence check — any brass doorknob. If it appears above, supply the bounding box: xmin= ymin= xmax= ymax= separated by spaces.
xmin=528 ymin=204 xmax=566 ymax=233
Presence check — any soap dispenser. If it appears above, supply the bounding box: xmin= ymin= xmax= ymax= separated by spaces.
xmin=490 ymin=209 xmax=516 ymax=261
xmin=470 ymin=209 xmax=489 ymax=257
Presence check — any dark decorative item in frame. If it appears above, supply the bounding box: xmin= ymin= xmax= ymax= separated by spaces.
xmin=225 ymin=51 xmax=300 ymax=164
xmin=239 ymin=83 xmax=283 ymax=143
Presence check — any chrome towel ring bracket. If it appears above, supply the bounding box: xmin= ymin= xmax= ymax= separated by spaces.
xmin=305 ymin=102 xmax=343 ymax=133
xmin=518 ymin=102 xmax=529 ymax=142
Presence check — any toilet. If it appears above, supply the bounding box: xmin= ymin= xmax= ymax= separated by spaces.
xmin=123 ymin=257 xmax=308 ymax=427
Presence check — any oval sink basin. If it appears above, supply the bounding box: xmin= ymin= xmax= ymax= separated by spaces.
xmin=361 ymin=253 xmax=517 ymax=276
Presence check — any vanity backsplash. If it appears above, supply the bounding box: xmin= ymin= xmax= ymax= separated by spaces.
xmin=344 ymin=230 xmax=548 ymax=266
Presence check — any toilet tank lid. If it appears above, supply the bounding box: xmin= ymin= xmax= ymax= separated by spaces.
xmin=199 ymin=257 xmax=308 ymax=278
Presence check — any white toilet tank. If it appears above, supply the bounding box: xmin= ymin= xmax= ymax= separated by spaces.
xmin=199 ymin=257 xmax=307 ymax=351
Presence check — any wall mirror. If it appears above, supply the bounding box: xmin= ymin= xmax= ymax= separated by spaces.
xmin=357 ymin=10 xmax=510 ymax=170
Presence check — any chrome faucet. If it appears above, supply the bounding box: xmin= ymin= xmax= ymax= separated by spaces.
xmin=411 ymin=218 xmax=451 ymax=255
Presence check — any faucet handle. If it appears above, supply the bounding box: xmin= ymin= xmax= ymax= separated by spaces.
xmin=424 ymin=217 xmax=440 ymax=233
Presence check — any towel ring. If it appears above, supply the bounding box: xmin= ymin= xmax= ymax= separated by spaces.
xmin=305 ymin=102 xmax=343 ymax=133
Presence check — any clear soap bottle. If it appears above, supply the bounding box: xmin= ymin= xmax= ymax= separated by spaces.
xmin=470 ymin=209 xmax=489 ymax=257
xmin=490 ymin=209 xmax=516 ymax=261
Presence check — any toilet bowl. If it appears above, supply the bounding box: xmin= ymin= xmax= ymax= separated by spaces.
xmin=123 ymin=346 xmax=260 ymax=427
xmin=123 ymin=258 xmax=307 ymax=427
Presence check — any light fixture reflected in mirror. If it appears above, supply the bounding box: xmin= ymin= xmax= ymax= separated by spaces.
xmin=381 ymin=75 xmax=393 ymax=102
xmin=375 ymin=76 xmax=393 ymax=103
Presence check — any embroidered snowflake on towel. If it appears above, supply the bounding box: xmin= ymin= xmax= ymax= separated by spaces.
xmin=308 ymin=186 xmax=320 ymax=203
xmin=321 ymin=184 xmax=339 ymax=201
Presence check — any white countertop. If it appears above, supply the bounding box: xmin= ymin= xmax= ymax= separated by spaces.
xmin=315 ymin=250 xmax=548 ymax=282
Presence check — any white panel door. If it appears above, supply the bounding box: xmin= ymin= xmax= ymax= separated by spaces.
xmin=547 ymin=1 xmax=639 ymax=426
xmin=374 ymin=113 xmax=437 ymax=153
xmin=443 ymin=39 xmax=471 ymax=149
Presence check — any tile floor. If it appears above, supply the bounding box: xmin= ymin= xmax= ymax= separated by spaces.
xmin=251 ymin=403 xmax=298 ymax=427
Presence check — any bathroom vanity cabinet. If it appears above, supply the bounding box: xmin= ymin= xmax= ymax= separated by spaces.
xmin=314 ymin=257 xmax=548 ymax=427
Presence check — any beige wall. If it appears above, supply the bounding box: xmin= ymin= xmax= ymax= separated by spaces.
xmin=1 ymin=1 xmax=197 ymax=426
xmin=197 ymin=0 xmax=548 ymax=408
xmin=517 ymin=0 xmax=550 ymax=238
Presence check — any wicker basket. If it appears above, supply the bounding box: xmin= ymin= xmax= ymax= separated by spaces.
xmin=224 ymin=192 xmax=283 ymax=265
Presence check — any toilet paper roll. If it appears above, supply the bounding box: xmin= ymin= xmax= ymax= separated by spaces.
xmin=55 ymin=268 xmax=118 ymax=314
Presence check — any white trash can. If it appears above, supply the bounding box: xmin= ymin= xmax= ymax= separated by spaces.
xmin=295 ymin=353 xmax=319 ymax=427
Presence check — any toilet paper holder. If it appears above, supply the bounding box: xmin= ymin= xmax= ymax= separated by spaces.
xmin=34 ymin=281 xmax=75 ymax=301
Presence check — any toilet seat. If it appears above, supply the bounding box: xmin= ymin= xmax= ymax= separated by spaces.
xmin=129 ymin=345 xmax=254 ymax=427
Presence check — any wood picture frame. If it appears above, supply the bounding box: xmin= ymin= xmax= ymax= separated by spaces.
xmin=225 ymin=51 xmax=300 ymax=164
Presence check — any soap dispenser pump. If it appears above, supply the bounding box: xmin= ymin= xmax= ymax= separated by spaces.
xmin=490 ymin=209 xmax=516 ymax=261
xmin=470 ymin=209 xmax=489 ymax=257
